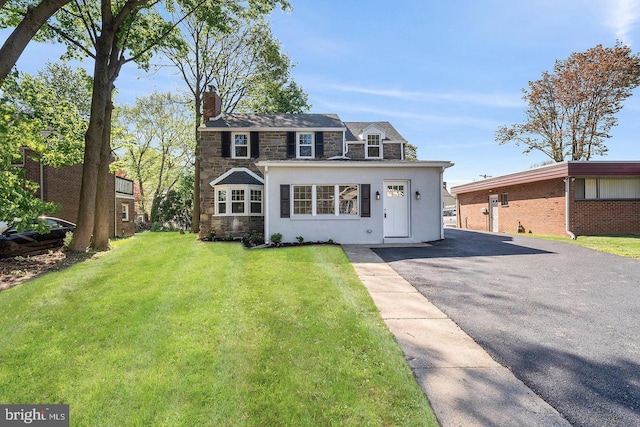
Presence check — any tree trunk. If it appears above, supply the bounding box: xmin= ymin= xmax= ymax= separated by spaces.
xmin=92 ymin=95 xmax=114 ymax=250
xmin=191 ymin=92 xmax=202 ymax=234
xmin=0 ymin=0 xmax=72 ymax=84
xmin=70 ymin=35 xmax=111 ymax=252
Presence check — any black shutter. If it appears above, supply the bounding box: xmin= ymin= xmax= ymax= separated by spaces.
xmin=360 ymin=184 xmax=371 ymax=218
xmin=315 ymin=131 xmax=324 ymax=158
xmin=280 ymin=185 xmax=290 ymax=218
xmin=221 ymin=132 xmax=231 ymax=158
xmin=286 ymin=132 xmax=296 ymax=158
xmin=250 ymin=131 xmax=259 ymax=158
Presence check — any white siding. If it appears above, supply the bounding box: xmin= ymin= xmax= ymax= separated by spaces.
xmin=262 ymin=165 xmax=444 ymax=244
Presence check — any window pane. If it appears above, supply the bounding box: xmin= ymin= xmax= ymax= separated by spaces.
xmin=574 ymin=178 xmax=585 ymax=199
xmin=234 ymin=134 xmax=248 ymax=157
xmin=250 ymin=189 xmax=262 ymax=214
xmin=599 ymin=178 xmax=640 ymax=199
xmin=293 ymin=185 xmax=312 ymax=214
xmin=217 ymin=190 xmax=227 ymax=214
xmin=298 ymin=133 xmax=313 ymax=157
xmin=501 ymin=194 xmax=508 ymax=206
xmin=231 ymin=189 xmax=244 ymax=213
xmin=585 ymin=179 xmax=598 ymax=199
xmin=316 ymin=185 xmax=335 ymax=214
xmin=367 ymin=146 xmax=380 ymax=158
xmin=339 ymin=185 xmax=358 ymax=215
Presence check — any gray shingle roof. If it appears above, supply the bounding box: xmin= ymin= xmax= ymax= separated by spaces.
xmin=343 ymin=122 xmax=406 ymax=142
xmin=214 ymin=170 xmax=263 ymax=186
xmin=205 ymin=113 xmax=344 ymax=129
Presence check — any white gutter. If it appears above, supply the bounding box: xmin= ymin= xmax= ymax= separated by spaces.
xmin=564 ymin=177 xmax=576 ymax=239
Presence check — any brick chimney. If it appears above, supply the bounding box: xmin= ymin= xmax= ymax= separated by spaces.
xmin=202 ymin=85 xmax=222 ymax=123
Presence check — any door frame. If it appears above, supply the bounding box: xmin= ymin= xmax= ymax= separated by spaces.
xmin=383 ymin=180 xmax=410 ymax=238
xmin=489 ymin=194 xmax=499 ymax=232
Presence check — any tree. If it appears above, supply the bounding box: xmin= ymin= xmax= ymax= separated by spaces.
xmin=496 ymin=43 xmax=640 ymax=162
xmin=160 ymin=11 xmax=304 ymax=233
xmin=3 ymin=0 xmax=288 ymax=252
xmin=116 ymin=92 xmax=193 ymax=223
xmin=0 ymin=0 xmax=72 ymax=84
xmin=0 ymin=65 xmax=88 ymax=228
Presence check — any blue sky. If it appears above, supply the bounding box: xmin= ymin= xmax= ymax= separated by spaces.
xmin=3 ymin=0 xmax=640 ymax=187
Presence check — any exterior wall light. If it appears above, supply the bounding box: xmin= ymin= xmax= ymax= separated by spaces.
xmin=376 ymin=191 xmax=381 ymax=200
xmin=415 ymin=191 xmax=421 ymax=200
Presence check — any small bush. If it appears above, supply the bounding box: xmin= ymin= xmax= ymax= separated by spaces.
xmin=247 ymin=230 xmax=264 ymax=245
xmin=151 ymin=222 xmax=164 ymax=232
xmin=296 ymin=236 xmax=304 ymax=244
xmin=270 ymin=233 xmax=283 ymax=244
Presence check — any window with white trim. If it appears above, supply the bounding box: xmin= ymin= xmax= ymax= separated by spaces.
xmin=216 ymin=185 xmax=263 ymax=215
xmin=501 ymin=193 xmax=509 ymax=206
xmin=232 ymin=133 xmax=249 ymax=158
xmin=122 ymin=203 xmax=130 ymax=221
xmin=291 ymin=184 xmax=359 ymax=217
xmin=297 ymin=133 xmax=314 ymax=158
xmin=366 ymin=134 xmax=381 ymax=159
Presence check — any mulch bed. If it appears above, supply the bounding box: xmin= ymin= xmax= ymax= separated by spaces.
xmin=0 ymin=250 xmax=94 ymax=291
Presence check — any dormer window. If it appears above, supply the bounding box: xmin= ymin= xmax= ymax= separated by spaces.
xmin=297 ymin=132 xmax=314 ymax=158
xmin=233 ymin=133 xmax=249 ymax=158
xmin=366 ymin=134 xmax=381 ymax=159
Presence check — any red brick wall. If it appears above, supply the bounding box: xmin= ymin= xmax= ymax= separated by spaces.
xmin=572 ymin=200 xmax=640 ymax=235
xmin=115 ymin=198 xmax=136 ymax=237
xmin=20 ymin=152 xmax=131 ymax=238
xmin=458 ymin=179 xmax=567 ymax=235
xmin=458 ymin=178 xmax=640 ymax=236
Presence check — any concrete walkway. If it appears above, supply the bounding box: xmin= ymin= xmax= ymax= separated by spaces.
xmin=343 ymin=245 xmax=570 ymax=427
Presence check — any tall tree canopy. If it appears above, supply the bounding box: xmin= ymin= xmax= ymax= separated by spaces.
xmin=115 ymin=92 xmax=193 ymax=224
xmin=0 ymin=64 xmax=89 ymax=228
xmin=496 ymin=43 xmax=640 ymax=162
xmin=159 ymin=9 xmax=305 ymax=233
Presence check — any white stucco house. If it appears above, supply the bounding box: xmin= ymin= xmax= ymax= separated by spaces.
xmin=198 ymin=89 xmax=453 ymax=244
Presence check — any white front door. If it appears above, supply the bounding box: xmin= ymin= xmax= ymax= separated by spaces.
xmin=489 ymin=194 xmax=499 ymax=232
xmin=384 ymin=180 xmax=409 ymax=237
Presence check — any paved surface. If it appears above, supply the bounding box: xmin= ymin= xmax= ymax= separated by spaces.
xmin=371 ymin=229 xmax=640 ymax=427
xmin=343 ymin=244 xmax=570 ymax=427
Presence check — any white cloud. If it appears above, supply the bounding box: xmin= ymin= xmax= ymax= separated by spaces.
xmin=323 ymin=83 xmax=523 ymax=109
xmin=604 ymin=0 xmax=640 ymax=44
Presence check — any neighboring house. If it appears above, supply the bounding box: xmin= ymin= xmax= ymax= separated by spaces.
xmin=451 ymin=161 xmax=640 ymax=237
xmin=199 ymin=90 xmax=453 ymax=244
xmin=14 ymin=148 xmax=136 ymax=237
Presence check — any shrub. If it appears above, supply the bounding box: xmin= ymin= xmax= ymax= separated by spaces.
xmin=270 ymin=233 xmax=283 ymax=244
xmin=247 ymin=230 xmax=264 ymax=245
xmin=296 ymin=236 xmax=304 ymax=244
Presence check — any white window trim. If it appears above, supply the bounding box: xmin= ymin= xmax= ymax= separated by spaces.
xmin=365 ymin=133 xmax=382 ymax=159
xmin=232 ymin=132 xmax=250 ymax=159
xmin=297 ymin=132 xmax=314 ymax=159
xmin=291 ymin=184 xmax=359 ymax=218
xmin=215 ymin=184 xmax=263 ymax=216
xmin=122 ymin=203 xmax=130 ymax=222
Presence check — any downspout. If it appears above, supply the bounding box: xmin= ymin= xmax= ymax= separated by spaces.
xmin=564 ymin=177 xmax=576 ymax=239
xmin=263 ymin=165 xmax=269 ymax=244
xmin=439 ymin=168 xmax=444 ymax=240
xmin=40 ymin=162 xmax=44 ymax=201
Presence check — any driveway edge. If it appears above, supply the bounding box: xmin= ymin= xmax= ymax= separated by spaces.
xmin=343 ymin=245 xmax=571 ymax=427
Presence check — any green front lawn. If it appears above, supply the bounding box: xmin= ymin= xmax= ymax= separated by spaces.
xmin=521 ymin=233 xmax=640 ymax=259
xmin=0 ymin=233 xmax=437 ymax=426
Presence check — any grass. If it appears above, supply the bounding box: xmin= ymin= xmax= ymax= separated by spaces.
xmin=518 ymin=233 xmax=640 ymax=260
xmin=0 ymin=232 xmax=437 ymax=426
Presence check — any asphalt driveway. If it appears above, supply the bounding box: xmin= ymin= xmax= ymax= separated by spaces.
xmin=373 ymin=229 xmax=640 ymax=427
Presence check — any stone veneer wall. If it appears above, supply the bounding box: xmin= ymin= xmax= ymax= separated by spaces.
xmin=199 ymin=130 xmax=344 ymax=238
xmin=346 ymin=142 xmax=404 ymax=160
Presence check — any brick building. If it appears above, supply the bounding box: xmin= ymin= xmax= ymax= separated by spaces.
xmin=451 ymin=162 xmax=640 ymax=237
xmin=15 ymin=149 xmax=135 ymax=237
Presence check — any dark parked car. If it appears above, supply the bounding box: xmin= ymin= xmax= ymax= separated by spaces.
xmin=0 ymin=217 xmax=76 ymax=258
